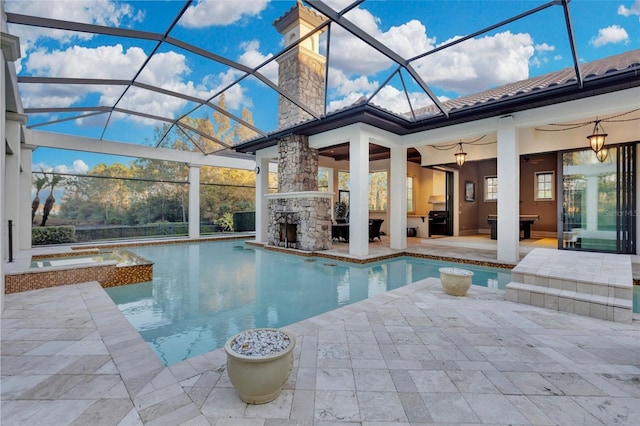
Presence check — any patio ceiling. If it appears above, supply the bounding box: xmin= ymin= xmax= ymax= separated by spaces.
xmin=5 ymin=0 xmax=639 ymax=162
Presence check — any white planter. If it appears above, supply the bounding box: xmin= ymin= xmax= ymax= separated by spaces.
xmin=224 ymin=328 xmax=296 ymax=404
xmin=439 ymin=267 xmax=473 ymax=296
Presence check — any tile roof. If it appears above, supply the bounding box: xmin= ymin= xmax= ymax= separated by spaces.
xmin=413 ymin=49 xmax=640 ymax=119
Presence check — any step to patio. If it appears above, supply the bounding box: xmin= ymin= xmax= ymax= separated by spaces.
xmin=505 ymin=248 xmax=633 ymax=323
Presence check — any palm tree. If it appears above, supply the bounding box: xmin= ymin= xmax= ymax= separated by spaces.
xmin=40 ymin=174 xmax=64 ymax=226
xmin=32 ymin=171 xmax=49 ymax=223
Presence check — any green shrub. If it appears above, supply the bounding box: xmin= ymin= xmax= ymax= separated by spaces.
xmin=215 ymin=212 xmax=235 ymax=232
xmin=32 ymin=225 xmax=76 ymax=245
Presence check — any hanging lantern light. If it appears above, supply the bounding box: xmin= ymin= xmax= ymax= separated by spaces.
xmin=454 ymin=143 xmax=467 ymax=167
xmin=587 ymin=120 xmax=607 ymax=154
xmin=596 ymin=147 xmax=609 ymax=163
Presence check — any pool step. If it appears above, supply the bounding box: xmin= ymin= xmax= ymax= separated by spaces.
xmin=504 ymin=248 xmax=633 ymax=323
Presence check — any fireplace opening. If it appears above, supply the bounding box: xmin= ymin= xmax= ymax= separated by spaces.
xmin=279 ymin=223 xmax=298 ymax=248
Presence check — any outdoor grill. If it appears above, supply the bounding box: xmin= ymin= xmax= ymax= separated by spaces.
xmin=428 ymin=210 xmax=449 ymax=237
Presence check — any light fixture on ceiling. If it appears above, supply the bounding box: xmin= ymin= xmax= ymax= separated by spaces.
xmin=596 ymin=147 xmax=609 ymax=163
xmin=454 ymin=143 xmax=467 ymax=167
xmin=587 ymin=119 xmax=607 ymax=155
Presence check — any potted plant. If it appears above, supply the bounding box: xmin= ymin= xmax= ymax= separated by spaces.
xmin=224 ymin=328 xmax=296 ymax=404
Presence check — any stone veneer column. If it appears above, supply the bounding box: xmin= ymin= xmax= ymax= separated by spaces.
xmin=274 ymin=1 xmax=327 ymax=129
xmin=277 ymin=49 xmax=326 ymax=128
xmin=278 ymin=134 xmax=318 ymax=193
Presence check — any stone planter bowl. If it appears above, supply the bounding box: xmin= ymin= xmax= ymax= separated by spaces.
xmin=439 ymin=267 xmax=474 ymax=296
xmin=224 ymin=328 xmax=296 ymax=404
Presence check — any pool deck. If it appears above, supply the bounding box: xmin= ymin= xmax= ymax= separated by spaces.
xmin=2 ymin=236 xmax=640 ymax=425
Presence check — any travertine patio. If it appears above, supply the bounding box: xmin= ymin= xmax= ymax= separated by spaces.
xmin=2 ymin=273 xmax=639 ymax=425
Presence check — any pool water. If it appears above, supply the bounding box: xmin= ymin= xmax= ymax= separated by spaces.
xmin=103 ymin=240 xmax=508 ymax=365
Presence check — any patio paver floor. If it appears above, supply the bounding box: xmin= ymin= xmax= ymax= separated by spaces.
xmin=2 ymin=274 xmax=639 ymax=425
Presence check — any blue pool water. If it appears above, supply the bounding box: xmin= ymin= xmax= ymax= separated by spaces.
xmin=104 ymin=240 xmax=510 ymax=365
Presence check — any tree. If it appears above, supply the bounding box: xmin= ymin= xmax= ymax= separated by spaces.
xmin=32 ymin=170 xmax=48 ymax=223
xmin=40 ymin=174 xmax=65 ymax=226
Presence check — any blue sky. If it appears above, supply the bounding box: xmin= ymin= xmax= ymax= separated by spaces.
xmin=6 ymin=0 xmax=639 ymax=174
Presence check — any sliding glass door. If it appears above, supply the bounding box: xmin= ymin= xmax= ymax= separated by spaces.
xmin=560 ymin=145 xmax=635 ymax=253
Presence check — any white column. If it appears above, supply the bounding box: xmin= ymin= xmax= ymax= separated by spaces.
xmin=497 ymin=116 xmax=520 ymax=263
xmin=1 ymin=47 xmax=5 ymax=312
xmin=19 ymin=145 xmax=33 ymax=249
xmin=389 ymin=145 xmax=407 ymax=249
xmin=4 ymin=113 xmax=26 ymax=259
xmin=188 ymin=165 xmax=200 ymax=239
xmin=349 ymin=131 xmax=369 ymax=256
xmin=255 ymin=156 xmax=270 ymax=243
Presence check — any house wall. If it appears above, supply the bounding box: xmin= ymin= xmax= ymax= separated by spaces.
xmin=458 ymin=162 xmax=480 ymax=235
xmin=519 ymin=152 xmax=558 ymax=234
xmin=476 ymin=159 xmax=498 ymax=233
xmin=460 ymin=153 xmax=558 ymax=235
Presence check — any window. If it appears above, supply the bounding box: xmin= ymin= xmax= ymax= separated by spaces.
xmin=484 ymin=176 xmax=498 ymax=201
xmin=407 ymin=176 xmax=414 ymax=212
xmin=535 ymin=171 xmax=554 ymax=200
xmin=318 ymin=168 xmax=329 ymax=192
xmin=338 ymin=170 xmax=388 ymax=211
xmin=338 ymin=171 xmax=350 ymax=191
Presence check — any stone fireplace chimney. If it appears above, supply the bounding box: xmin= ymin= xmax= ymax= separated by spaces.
xmin=266 ymin=2 xmax=331 ymax=251
xmin=273 ymin=1 xmax=327 ymax=128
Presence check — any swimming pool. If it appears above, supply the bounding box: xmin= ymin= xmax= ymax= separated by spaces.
xmin=105 ymin=240 xmax=512 ymax=365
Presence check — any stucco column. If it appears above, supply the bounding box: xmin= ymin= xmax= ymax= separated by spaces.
xmin=19 ymin=145 xmax=33 ymax=249
xmin=497 ymin=116 xmax=520 ymax=263
xmin=389 ymin=145 xmax=407 ymax=249
xmin=255 ymin=156 xmax=270 ymax=243
xmin=188 ymin=164 xmax=200 ymax=239
xmin=349 ymin=131 xmax=369 ymax=256
xmin=4 ymin=113 xmax=26 ymax=258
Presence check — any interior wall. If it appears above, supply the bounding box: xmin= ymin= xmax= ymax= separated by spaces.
xmin=407 ymin=162 xmax=433 ymax=238
xmin=519 ymin=152 xmax=558 ymax=233
xmin=458 ymin=162 xmax=480 ymax=235
xmin=461 ymin=154 xmax=558 ymax=235
xmin=476 ymin=159 xmax=498 ymax=232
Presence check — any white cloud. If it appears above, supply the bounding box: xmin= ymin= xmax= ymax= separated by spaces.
xmin=326 ymin=4 xmax=533 ymax=99
xmin=20 ymin=44 xmax=148 ymax=110
xmin=180 ymin=0 xmax=269 ymax=28
xmin=21 ymin=43 xmax=226 ymax=125
xmin=237 ymin=40 xmax=278 ymax=83
xmin=27 ymin=45 xmax=147 ymax=79
xmin=328 ymin=68 xmax=378 ymax=96
xmin=328 ymin=10 xmax=436 ymax=75
xmin=5 ymin=0 xmax=143 ymax=72
xmin=535 ymin=43 xmax=555 ymax=52
xmin=33 ymin=159 xmax=88 ymax=175
xmin=326 ymin=68 xmax=435 ymax=115
xmin=618 ymin=1 xmax=640 ymax=18
xmin=590 ymin=25 xmax=629 ymax=47
xmin=413 ymin=31 xmax=535 ymax=95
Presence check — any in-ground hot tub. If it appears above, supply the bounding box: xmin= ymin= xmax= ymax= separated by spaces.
xmin=5 ymin=249 xmax=153 ymax=294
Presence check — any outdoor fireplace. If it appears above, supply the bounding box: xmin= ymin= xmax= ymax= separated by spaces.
xmin=266 ymin=192 xmax=332 ymax=251
xmin=279 ymin=223 xmax=297 ymax=248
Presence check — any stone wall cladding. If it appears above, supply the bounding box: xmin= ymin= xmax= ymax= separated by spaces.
xmin=277 ymin=49 xmax=326 ymax=129
xmin=268 ymin=197 xmax=331 ymax=251
xmin=5 ymin=263 xmax=152 ymax=294
xmin=278 ymin=134 xmax=318 ymax=193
